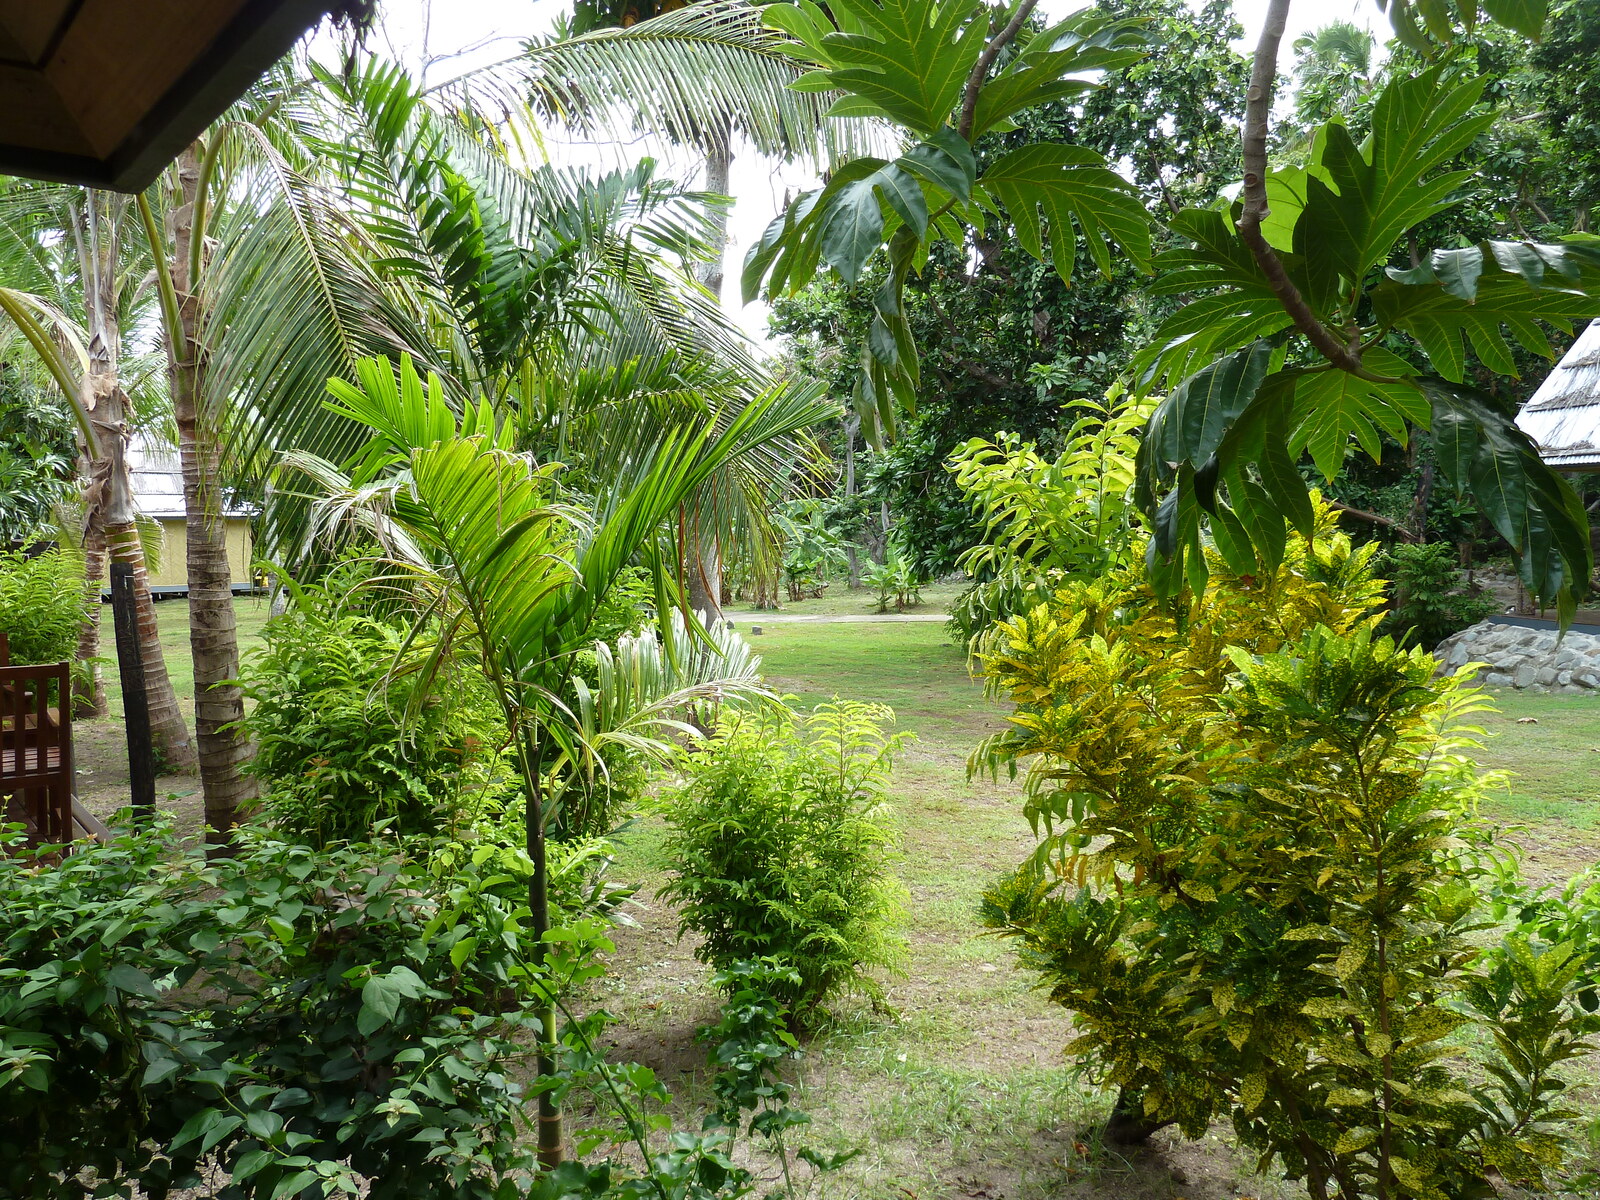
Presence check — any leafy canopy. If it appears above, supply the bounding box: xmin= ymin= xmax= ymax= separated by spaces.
xmin=746 ymin=0 xmax=1150 ymax=441
xmin=750 ymin=0 xmax=1596 ymax=613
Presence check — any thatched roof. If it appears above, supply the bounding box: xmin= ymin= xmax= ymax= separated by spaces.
xmin=0 ymin=1 xmax=339 ymax=191
xmin=1517 ymin=319 xmax=1600 ymax=472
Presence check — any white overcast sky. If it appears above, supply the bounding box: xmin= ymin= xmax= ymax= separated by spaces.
xmin=331 ymin=0 xmax=1386 ymax=346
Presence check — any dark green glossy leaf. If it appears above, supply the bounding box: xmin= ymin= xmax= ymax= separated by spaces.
xmin=899 ymin=129 xmax=976 ymax=202
xmin=1424 ymin=378 xmax=1591 ymax=610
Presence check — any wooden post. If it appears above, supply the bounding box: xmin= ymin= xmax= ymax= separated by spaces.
xmin=110 ymin=562 xmax=156 ymax=816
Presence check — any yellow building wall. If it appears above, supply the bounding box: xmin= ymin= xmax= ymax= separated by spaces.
xmin=145 ymin=518 xmax=254 ymax=589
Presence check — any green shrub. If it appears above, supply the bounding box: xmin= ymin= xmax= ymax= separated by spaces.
xmin=238 ymin=601 xmax=511 ymax=845
xmin=0 ymin=371 xmax=76 ymax=544
xmin=1 ymin=823 xmax=844 ymax=1200
xmin=1377 ymin=541 xmax=1498 ymax=648
xmin=1490 ymin=864 xmax=1600 ymax=1010
xmin=944 ymin=403 xmax=1147 ymax=645
xmin=0 ymin=824 xmax=549 ymax=1199
xmin=587 ymin=564 xmax=653 ymax=646
xmin=862 ymin=548 xmax=924 ymax=613
xmin=974 ymin=511 xmax=1598 ymax=1199
xmin=660 ymin=700 xmax=908 ymax=1013
xmin=0 ymin=546 xmax=81 ymax=666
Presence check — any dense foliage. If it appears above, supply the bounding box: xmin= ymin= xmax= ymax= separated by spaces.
xmin=945 ymin=398 xmax=1147 ymax=643
xmin=0 ymin=826 xmax=549 ymax=1199
xmin=661 ymin=700 xmax=908 ymax=1012
xmin=0 ymin=367 xmax=75 ymax=545
xmin=753 ymin=0 xmax=1597 ymax=617
xmin=769 ymin=0 xmax=1248 ymax=579
xmin=0 ymin=826 xmax=839 ymax=1200
xmin=0 ymin=546 xmax=82 ymax=667
xmin=1377 ymin=541 xmax=1499 ymax=648
xmin=974 ymin=512 xmax=1597 ymax=1198
xmin=238 ymin=582 xmax=511 ymax=845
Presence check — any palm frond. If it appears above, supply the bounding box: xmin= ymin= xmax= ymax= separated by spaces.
xmin=438 ymin=0 xmax=887 ymax=165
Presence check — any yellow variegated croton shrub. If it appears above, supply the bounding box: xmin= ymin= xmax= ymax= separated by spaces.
xmin=973 ymin=504 xmax=1596 ymax=1200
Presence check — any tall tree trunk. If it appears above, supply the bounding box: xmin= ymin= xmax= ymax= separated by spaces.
xmin=686 ymin=531 xmax=723 ymax=625
xmin=167 ymin=144 xmax=255 ymax=842
xmin=74 ymin=503 xmax=108 ymax=717
xmin=86 ymin=381 xmax=192 ymax=769
xmin=77 ymin=191 xmax=193 ymax=769
xmin=844 ymin=412 xmax=861 ymax=589
xmin=681 ymin=122 xmax=733 ymax=624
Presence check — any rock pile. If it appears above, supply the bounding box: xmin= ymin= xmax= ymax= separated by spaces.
xmin=1433 ymin=621 xmax=1600 ymax=692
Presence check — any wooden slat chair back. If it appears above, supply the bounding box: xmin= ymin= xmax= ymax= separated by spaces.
xmin=1 ymin=658 xmax=73 ymax=847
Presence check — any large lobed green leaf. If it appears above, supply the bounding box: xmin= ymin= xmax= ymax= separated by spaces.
xmin=745 ymin=0 xmax=1152 ymax=444
xmin=779 ymin=0 xmax=988 ymax=136
xmin=977 ymin=144 xmax=1152 ymax=284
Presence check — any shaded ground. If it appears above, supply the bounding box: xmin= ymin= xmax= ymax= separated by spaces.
xmin=75 ymin=595 xmax=271 ymax=833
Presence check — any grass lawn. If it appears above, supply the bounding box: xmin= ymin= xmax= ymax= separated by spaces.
xmin=1471 ymin=688 xmax=1600 ymax=886
xmin=724 ymin=579 xmax=967 ymax=619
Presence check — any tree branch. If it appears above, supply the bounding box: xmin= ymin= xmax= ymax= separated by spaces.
xmin=957 ymin=0 xmax=1041 ymax=141
xmin=1327 ymin=498 xmax=1419 ymax=542
xmin=1236 ymin=0 xmax=1389 ymax=382
xmin=922 ymin=286 xmax=1014 ymax=389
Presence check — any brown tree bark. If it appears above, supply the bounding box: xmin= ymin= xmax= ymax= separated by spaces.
xmin=75 ymin=191 xmax=194 ymax=769
xmin=165 ymin=144 xmax=255 ymax=842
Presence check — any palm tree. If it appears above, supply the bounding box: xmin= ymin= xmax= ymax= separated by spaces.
xmin=131 ymin=25 xmax=839 ymax=836
xmin=442 ymin=0 xmax=883 ymax=615
xmin=211 ymin=52 xmax=819 ymax=573
xmin=0 ymin=183 xmax=194 ymax=765
xmin=131 ymin=61 xmax=441 ymax=839
xmin=1290 ymin=21 xmax=1378 ymax=130
xmin=290 ymin=353 xmax=832 ymax=1168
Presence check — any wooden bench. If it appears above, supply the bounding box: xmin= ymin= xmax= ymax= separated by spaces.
xmin=1 ymin=631 xmax=76 ymax=848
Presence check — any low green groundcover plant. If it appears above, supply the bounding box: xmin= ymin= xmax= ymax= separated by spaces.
xmin=1 ymin=823 xmax=845 ymax=1200
xmin=974 ymin=507 xmax=1600 ymax=1200
xmin=661 ymin=700 xmax=908 ymax=1014
xmin=0 ymin=824 xmax=545 ymax=1199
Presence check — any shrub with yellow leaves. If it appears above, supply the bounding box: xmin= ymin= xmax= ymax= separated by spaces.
xmin=974 ymin=504 xmax=1596 ymax=1200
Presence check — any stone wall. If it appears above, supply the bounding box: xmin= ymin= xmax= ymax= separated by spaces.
xmin=1434 ymin=621 xmax=1600 ymax=692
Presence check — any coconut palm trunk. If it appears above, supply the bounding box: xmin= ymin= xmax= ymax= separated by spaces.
xmin=158 ymin=145 xmax=254 ymax=840
xmin=684 ymin=122 xmax=732 ymax=623
xmin=74 ymin=191 xmax=193 ymax=769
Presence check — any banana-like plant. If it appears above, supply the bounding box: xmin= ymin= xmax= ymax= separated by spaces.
xmin=290 ymin=354 xmax=830 ymax=1167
